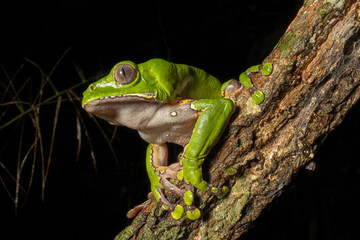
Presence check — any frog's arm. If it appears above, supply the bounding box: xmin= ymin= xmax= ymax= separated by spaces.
xmin=182 ymin=98 xmax=233 ymax=195
xmin=182 ymin=62 xmax=273 ymax=194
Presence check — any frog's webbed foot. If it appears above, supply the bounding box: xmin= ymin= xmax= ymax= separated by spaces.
xmin=223 ymin=62 xmax=273 ymax=104
xmin=156 ymin=163 xmax=201 ymax=220
xmin=239 ymin=62 xmax=273 ymax=104
xmin=158 ymin=163 xmax=187 ymax=204
xmin=126 ymin=167 xmax=188 ymax=220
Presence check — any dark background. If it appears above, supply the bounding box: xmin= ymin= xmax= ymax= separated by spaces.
xmin=1 ymin=0 xmax=359 ymax=239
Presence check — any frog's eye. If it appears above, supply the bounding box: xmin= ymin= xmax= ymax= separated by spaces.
xmin=114 ymin=64 xmax=138 ymax=85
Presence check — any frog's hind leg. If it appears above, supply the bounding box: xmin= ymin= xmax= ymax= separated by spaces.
xmin=146 ymin=144 xmax=188 ymax=218
xmin=147 ymin=144 xmax=185 ymax=199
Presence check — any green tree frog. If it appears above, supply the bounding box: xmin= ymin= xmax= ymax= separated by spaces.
xmin=82 ymin=58 xmax=272 ymax=220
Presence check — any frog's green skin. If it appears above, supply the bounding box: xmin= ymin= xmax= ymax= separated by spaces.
xmin=82 ymin=58 xmax=271 ymax=220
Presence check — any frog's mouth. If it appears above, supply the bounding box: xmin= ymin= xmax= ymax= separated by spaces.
xmin=83 ymin=93 xmax=159 ymax=126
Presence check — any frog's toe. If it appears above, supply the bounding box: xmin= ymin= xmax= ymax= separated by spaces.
xmin=260 ymin=62 xmax=273 ymax=76
xmin=251 ymin=90 xmax=265 ymax=104
xmin=184 ymin=190 xmax=194 ymax=206
xmin=210 ymin=186 xmax=229 ymax=199
xmin=186 ymin=208 xmax=201 ymax=220
xmin=127 ymin=204 xmax=145 ymax=218
xmin=218 ymin=186 xmax=229 ymax=199
xmin=171 ymin=205 xmax=185 ymax=220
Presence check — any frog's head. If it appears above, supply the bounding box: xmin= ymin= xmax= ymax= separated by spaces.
xmin=83 ymin=60 xmax=165 ymax=106
xmin=82 ymin=61 xmax=174 ymax=124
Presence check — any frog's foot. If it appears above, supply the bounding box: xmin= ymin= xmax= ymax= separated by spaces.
xmin=182 ymin=185 xmax=201 ymax=220
xmin=151 ymin=162 xmax=184 ymax=200
xmin=160 ymin=176 xmax=187 ymax=200
xmin=163 ymin=184 xmax=227 ymax=220
xmin=164 ymin=183 xmax=201 ymax=220
xmin=153 ymin=164 xmax=187 ymax=219
xmin=238 ymin=62 xmax=273 ymax=104
xmin=157 ymin=166 xmax=202 ymax=220
xmin=155 ymin=185 xmax=186 ymax=220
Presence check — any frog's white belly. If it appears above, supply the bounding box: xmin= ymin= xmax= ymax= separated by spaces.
xmin=138 ymin=102 xmax=199 ymax=146
xmin=85 ymin=98 xmax=199 ymax=147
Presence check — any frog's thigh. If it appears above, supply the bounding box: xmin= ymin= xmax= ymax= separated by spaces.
xmin=150 ymin=143 xmax=168 ymax=171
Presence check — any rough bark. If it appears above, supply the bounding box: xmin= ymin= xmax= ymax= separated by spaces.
xmin=115 ymin=0 xmax=360 ymax=239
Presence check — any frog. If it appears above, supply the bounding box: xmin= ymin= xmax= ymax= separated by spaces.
xmin=82 ymin=58 xmax=272 ymax=220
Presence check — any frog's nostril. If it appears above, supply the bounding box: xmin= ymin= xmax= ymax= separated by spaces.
xmin=90 ymin=85 xmax=96 ymax=90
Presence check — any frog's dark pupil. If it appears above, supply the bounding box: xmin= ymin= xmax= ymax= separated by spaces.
xmin=121 ymin=67 xmax=126 ymax=77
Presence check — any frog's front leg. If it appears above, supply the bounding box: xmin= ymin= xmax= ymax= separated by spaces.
xmin=181 ymin=98 xmax=234 ymax=197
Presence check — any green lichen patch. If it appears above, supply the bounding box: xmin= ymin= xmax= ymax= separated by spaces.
xmin=224 ymin=167 xmax=237 ymax=175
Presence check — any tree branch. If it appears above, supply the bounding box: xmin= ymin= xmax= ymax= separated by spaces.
xmin=115 ymin=0 xmax=360 ymax=239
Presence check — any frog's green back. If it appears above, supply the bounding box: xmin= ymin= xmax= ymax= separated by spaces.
xmin=138 ymin=59 xmax=223 ymax=101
